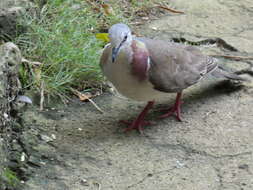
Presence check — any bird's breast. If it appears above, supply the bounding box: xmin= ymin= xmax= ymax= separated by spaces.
xmin=131 ymin=40 xmax=150 ymax=81
xmin=103 ymin=52 xmax=169 ymax=101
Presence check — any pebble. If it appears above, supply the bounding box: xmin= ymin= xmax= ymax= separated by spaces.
xmin=40 ymin=134 xmax=54 ymax=142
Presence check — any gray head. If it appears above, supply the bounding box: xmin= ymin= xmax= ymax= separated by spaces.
xmin=108 ymin=23 xmax=133 ymax=62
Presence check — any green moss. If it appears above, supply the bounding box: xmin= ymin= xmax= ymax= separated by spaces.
xmin=3 ymin=168 xmax=19 ymax=187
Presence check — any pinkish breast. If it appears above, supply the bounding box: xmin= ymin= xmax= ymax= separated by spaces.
xmin=131 ymin=40 xmax=150 ymax=81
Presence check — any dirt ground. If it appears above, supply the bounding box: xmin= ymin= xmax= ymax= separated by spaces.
xmin=22 ymin=0 xmax=253 ymax=189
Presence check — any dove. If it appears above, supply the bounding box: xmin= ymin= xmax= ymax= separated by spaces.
xmin=100 ymin=23 xmax=243 ymax=132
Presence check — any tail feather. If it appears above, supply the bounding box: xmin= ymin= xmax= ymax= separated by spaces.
xmin=211 ymin=66 xmax=245 ymax=81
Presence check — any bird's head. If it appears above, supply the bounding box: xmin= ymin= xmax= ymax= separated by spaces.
xmin=108 ymin=23 xmax=133 ymax=63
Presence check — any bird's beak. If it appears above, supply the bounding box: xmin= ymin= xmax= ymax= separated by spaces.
xmin=112 ymin=46 xmax=120 ymax=63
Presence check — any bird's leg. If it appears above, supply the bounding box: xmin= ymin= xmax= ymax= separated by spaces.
xmin=159 ymin=92 xmax=183 ymax=121
xmin=120 ymin=101 xmax=155 ymax=132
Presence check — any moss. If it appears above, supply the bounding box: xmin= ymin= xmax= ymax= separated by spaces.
xmin=3 ymin=168 xmax=20 ymax=188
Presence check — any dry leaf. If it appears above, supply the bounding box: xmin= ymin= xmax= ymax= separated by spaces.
xmin=71 ymin=88 xmax=104 ymax=113
xmin=71 ymin=89 xmax=92 ymax=101
xmin=78 ymin=93 xmax=92 ymax=101
xmin=101 ymin=3 xmax=114 ymax=15
xmin=85 ymin=0 xmax=100 ymax=12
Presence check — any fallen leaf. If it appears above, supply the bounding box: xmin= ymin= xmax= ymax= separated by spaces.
xmin=71 ymin=88 xmax=104 ymax=113
xmin=79 ymin=93 xmax=92 ymax=101
xmin=71 ymin=88 xmax=92 ymax=101
xmin=101 ymin=3 xmax=114 ymax=15
xmin=85 ymin=0 xmax=100 ymax=12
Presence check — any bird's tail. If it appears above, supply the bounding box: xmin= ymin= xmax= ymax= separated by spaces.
xmin=211 ymin=66 xmax=245 ymax=81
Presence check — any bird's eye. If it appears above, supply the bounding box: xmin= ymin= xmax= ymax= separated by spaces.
xmin=123 ymin=35 xmax=128 ymax=41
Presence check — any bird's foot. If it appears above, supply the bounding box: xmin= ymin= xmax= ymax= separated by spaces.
xmin=119 ymin=101 xmax=154 ymax=133
xmin=159 ymin=92 xmax=183 ymax=121
xmin=159 ymin=106 xmax=182 ymax=121
xmin=119 ymin=119 xmax=152 ymax=133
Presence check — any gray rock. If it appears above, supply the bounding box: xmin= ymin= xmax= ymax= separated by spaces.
xmin=0 ymin=42 xmax=23 ymax=190
xmin=0 ymin=42 xmax=22 ymax=101
xmin=0 ymin=0 xmax=35 ymax=40
xmin=0 ymin=0 xmax=32 ymax=9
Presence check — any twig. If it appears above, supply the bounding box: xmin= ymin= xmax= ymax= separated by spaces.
xmin=155 ymin=4 xmax=184 ymax=14
xmin=87 ymin=98 xmax=104 ymax=114
xmin=22 ymin=58 xmax=43 ymax=66
xmin=209 ymin=54 xmax=253 ymax=61
xmin=129 ymin=21 xmax=143 ymax=26
xmin=71 ymin=88 xmax=104 ymax=114
xmin=40 ymin=81 xmax=44 ymax=111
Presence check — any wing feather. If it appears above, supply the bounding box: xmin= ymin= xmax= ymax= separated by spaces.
xmin=138 ymin=38 xmax=216 ymax=92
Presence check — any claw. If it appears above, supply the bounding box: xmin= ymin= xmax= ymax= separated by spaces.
xmin=159 ymin=107 xmax=182 ymax=121
xmin=119 ymin=101 xmax=154 ymax=133
xmin=159 ymin=92 xmax=183 ymax=121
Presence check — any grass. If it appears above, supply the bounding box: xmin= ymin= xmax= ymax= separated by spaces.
xmin=17 ymin=0 xmax=125 ymax=100
xmin=16 ymin=0 xmax=164 ymax=102
xmin=3 ymin=168 xmax=19 ymax=187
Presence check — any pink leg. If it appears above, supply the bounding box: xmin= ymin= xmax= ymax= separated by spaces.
xmin=159 ymin=92 xmax=183 ymax=121
xmin=120 ymin=101 xmax=155 ymax=133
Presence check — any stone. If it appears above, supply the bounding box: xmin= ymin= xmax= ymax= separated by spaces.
xmin=0 ymin=42 xmax=23 ymax=190
xmin=0 ymin=0 xmax=35 ymax=40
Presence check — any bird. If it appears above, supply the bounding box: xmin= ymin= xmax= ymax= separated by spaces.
xmin=100 ymin=23 xmax=243 ymax=132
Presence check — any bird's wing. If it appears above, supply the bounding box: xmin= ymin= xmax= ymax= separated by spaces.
xmin=139 ymin=38 xmax=217 ymax=92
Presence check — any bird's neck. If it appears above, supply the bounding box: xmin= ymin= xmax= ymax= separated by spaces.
xmin=130 ymin=40 xmax=150 ymax=81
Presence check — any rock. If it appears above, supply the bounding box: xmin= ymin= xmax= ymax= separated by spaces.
xmin=0 ymin=42 xmax=22 ymax=103
xmin=0 ymin=0 xmax=32 ymax=9
xmin=0 ymin=0 xmax=35 ymax=40
xmin=0 ymin=41 xmax=22 ymax=128
xmin=0 ymin=138 xmax=7 ymax=190
xmin=17 ymin=95 xmax=33 ymax=104
xmin=0 ymin=42 xmax=24 ymax=190
xmin=39 ymin=134 xmax=54 ymax=143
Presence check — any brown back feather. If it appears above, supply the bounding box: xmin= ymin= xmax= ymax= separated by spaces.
xmin=138 ymin=38 xmax=217 ymax=92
